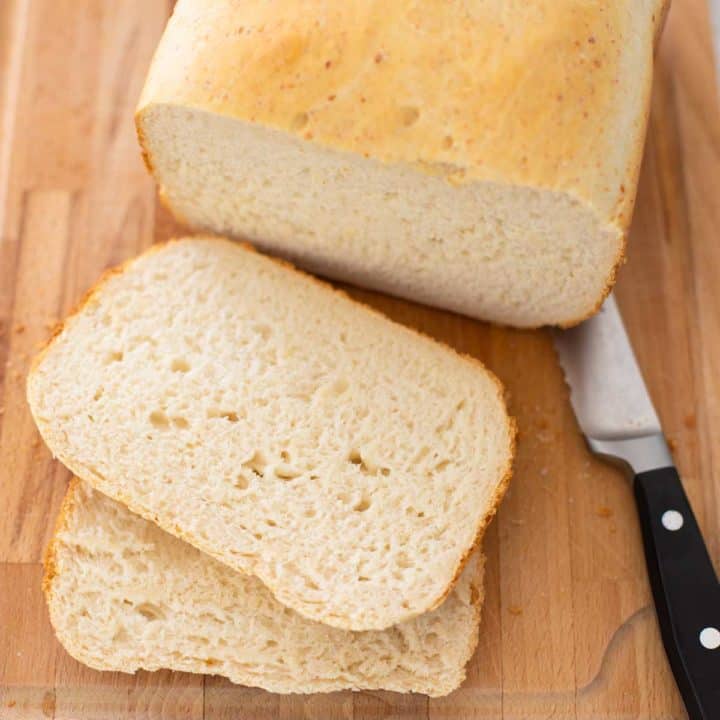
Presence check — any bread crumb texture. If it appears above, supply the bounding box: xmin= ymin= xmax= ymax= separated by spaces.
xmin=46 ymin=481 xmax=485 ymax=697
xmin=28 ymin=237 xmax=514 ymax=631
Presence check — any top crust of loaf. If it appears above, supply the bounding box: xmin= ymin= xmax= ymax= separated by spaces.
xmin=137 ymin=0 xmax=668 ymax=234
xmin=28 ymin=236 xmax=515 ymax=631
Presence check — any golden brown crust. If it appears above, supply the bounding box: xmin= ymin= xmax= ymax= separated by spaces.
xmin=557 ymin=0 xmax=670 ymax=329
xmin=427 ymin=414 xmax=516 ymax=614
xmin=464 ymin=552 xmax=486 ymax=683
xmin=42 ymin=477 xmax=82 ymax=598
xmin=29 ymin=234 xmax=516 ymax=630
xmin=135 ymin=109 xmax=193 ymax=230
xmin=134 ymin=109 xmax=156 ymax=177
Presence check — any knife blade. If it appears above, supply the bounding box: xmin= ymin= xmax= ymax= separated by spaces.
xmin=553 ymin=294 xmax=720 ymax=720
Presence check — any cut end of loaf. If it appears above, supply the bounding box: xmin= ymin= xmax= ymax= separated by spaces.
xmin=28 ymin=236 xmax=514 ymax=631
xmin=45 ymin=481 xmax=485 ymax=696
xmin=137 ymin=105 xmax=625 ymax=328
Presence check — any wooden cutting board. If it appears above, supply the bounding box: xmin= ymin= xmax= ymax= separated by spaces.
xmin=1 ymin=1 xmax=718 ymax=718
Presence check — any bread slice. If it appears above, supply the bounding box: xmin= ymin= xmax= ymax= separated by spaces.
xmin=136 ymin=0 xmax=668 ymax=328
xmin=28 ymin=237 xmax=514 ymax=631
xmin=44 ymin=480 xmax=484 ymax=697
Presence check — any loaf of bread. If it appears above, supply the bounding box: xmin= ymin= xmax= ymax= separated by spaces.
xmin=28 ymin=237 xmax=514 ymax=631
xmin=136 ymin=0 xmax=668 ymax=327
xmin=45 ymin=480 xmax=485 ymax=696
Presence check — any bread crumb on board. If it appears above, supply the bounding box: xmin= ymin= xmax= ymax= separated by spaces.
xmin=508 ymin=606 xmax=523 ymax=616
xmin=596 ymin=506 xmax=613 ymax=518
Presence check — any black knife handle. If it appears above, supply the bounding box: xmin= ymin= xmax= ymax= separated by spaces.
xmin=634 ymin=466 xmax=720 ymax=719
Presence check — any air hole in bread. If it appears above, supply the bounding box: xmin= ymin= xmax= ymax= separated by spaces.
xmin=93 ymin=387 xmax=104 ymax=401
xmin=171 ymin=358 xmax=191 ymax=373
xmin=265 ymin=518 xmax=277 ymax=527
xmin=353 ymin=496 xmax=371 ymax=513
xmin=358 ymin=575 xmax=370 ymax=582
xmin=234 ymin=474 xmax=250 ymax=490
xmin=172 ymin=417 xmax=189 ymax=429
xmin=331 ymin=378 xmax=349 ymax=395
xmin=207 ymin=409 xmax=240 ymax=423
xmin=112 ymin=627 xmax=129 ymax=642
xmin=242 ymin=451 xmax=266 ymax=478
xmin=149 ymin=410 xmax=170 ymax=429
xmin=442 ymin=135 xmax=454 ymax=149
xmin=135 ymin=602 xmax=165 ymax=621
xmin=436 ymin=400 xmax=465 ymax=437
xmin=274 ymin=463 xmax=301 ymax=481
xmin=304 ymin=507 xmax=316 ymax=518
xmin=105 ymin=350 xmax=123 ymax=364
xmin=347 ymin=449 xmax=378 ymax=476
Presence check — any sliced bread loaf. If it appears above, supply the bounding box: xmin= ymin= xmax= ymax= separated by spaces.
xmin=28 ymin=237 xmax=514 ymax=631
xmin=136 ymin=0 xmax=668 ymax=327
xmin=45 ymin=480 xmax=484 ymax=696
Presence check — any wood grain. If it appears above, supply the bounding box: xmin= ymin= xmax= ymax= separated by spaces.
xmin=1 ymin=0 xmax=718 ymax=718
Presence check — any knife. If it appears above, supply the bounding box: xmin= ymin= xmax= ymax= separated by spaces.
xmin=553 ymin=294 xmax=720 ymax=720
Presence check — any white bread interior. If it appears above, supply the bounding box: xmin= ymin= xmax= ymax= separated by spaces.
xmin=28 ymin=237 xmax=514 ymax=631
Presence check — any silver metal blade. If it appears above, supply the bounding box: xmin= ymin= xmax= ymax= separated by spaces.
xmin=552 ymin=294 xmax=662 ymax=441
